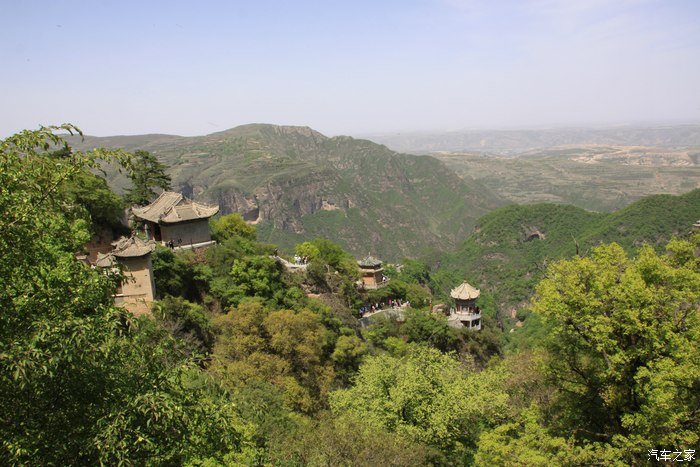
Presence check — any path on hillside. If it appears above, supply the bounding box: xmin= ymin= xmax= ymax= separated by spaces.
xmin=358 ymin=306 xmax=407 ymax=326
xmin=273 ymin=255 xmax=308 ymax=271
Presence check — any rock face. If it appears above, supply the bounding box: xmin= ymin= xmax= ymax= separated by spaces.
xmin=523 ymin=227 xmax=545 ymax=242
xmin=212 ymin=176 xmax=356 ymax=233
xmin=75 ymin=124 xmax=504 ymax=260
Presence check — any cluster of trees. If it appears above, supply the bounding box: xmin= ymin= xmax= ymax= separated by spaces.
xmin=1 ymin=126 xmax=698 ymax=465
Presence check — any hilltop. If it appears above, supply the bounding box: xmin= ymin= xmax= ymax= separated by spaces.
xmin=432 ymin=188 xmax=700 ymax=318
xmin=71 ymin=124 xmax=503 ymax=260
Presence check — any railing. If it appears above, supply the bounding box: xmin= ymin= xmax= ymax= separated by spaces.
xmin=452 ymin=310 xmax=482 ymax=321
xmin=359 ymin=279 xmax=390 ymax=290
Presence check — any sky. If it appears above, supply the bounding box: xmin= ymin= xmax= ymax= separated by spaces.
xmin=2 ymin=0 xmax=699 ymax=137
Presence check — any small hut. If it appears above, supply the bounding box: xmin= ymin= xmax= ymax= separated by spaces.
xmin=96 ymin=235 xmax=156 ymax=315
xmin=448 ymin=281 xmax=482 ymax=330
xmin=358 ymin=255 xmax=387 ymax=289
xmin=132 ymin=191 xmax=219 ymax=250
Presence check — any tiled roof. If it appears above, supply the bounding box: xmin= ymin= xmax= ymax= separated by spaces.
xmin=94 ymin=235 xmax=155 ymax=267
xmin=111 ymin=235 xmax=156 ymax=258
xmin=132 ymin=191 xmax=219 ymax=224
xmin=358 ymin=255 xmax=382 ymax=267
xmin=450 ymin=281 xmax=480 ymax=300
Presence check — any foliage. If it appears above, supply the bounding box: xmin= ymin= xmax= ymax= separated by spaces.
xmin=398 ymin=258 xmax=432 ymax=285
xmin=402 ymin=309 xmax=459 ymax=352
xmin=210 ymin=213 xmax=256 ymax=243
xmin=475 ymin=406 xmax=623 ymax=466
xmin=211 ymin=300 xmax=335 ymax=413
xmin=123 ymin=149 xmax=171 ymax=206
xmin=0 ymin=126 xmax=245 ymax=464
xmin=330 ymin=345 xmax=510 ymax=465
xmin=151 ymin=245 xmax=204 ymax=301
xmin=433 ymin=190 xmax=700 ymax=333
xmin=267 ymin=412 xmax=431 ymax=466
xmin=153 ymin=296 xmax=215 ymax=354
xmin=531 ymin=239 xmax=700 ymax=460
xmin=228 ymin=255 xmax=285 ymax=306
xmin=330 ymin=335 xmax=368 ymax=384
xmin=62 ymin=169 xmax=125 ymax=231
xmin=295 ymin=241 xmax=320 ymax=261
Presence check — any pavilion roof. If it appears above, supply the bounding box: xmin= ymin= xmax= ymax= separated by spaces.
xmin=358 ymin=255 xmax=382 ymax=267
xmin=450 ymin=281 xmax=480 ymax=300
xmin=132 ymin=191 xmax=219 ymax=224
xmin=95 ymin=235 xmax=155 ymax=267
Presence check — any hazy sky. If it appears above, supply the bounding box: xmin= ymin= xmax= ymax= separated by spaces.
xmin=2 ymin=0 xmax=699 ymax=137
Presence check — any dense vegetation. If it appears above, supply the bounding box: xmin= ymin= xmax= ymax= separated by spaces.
xmin=71 ymin=124 xmax=503 ymax=260
xmin=1 ymin=127 xmax=698 ymax=465
xmin=432 ymin=190 xmax=700 ymax=325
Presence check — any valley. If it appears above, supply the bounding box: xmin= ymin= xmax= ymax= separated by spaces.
xmin=72 ymin=124 xmax=503 ymax=261
xmin=433 ymin=144 xmax=700 ymax=212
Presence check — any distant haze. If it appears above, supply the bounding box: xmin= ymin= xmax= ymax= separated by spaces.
xmin=2 ymin=0 xmax=699 ymax=138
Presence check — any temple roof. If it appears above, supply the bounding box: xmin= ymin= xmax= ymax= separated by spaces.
xmin=95 ymin=235 xmax=156 ymax=267
xmin=450 ymin=281 xmax=480 ymax=300
xmin=358 ymin=255 xmax=382 ymax=267
xmin=132 ymin=191 xmax=219 ymax=224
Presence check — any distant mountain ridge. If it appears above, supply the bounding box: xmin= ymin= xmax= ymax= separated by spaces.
xmin=362 ymin=124 xmax=700 ymax=154
xmin=72 ymin=124 xmax=504 ymax=260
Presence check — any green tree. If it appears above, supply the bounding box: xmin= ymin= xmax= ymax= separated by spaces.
xmin=475 ymin=406 xmax=623 ymax=466
xmin=330 ymin=345 xmax=509 ymax=465
xmin=124 ymin=149 xmax=171 ymax=206
xmin=402 ymin=309 xmax=459 ymax=352
xmin=330 ymin=334 xmax=368 ymax=384
xmin=399 ymin=258 xmax=431 ymax=285
xmin=267 ymin=412 xmax=431 ymax=466
xmin=210 ymin=213 xmax=256 ymax=243
xmin=61 ymin=169 xmax=125 ymax=232
xmin=228 ymin=255 xmax=284 ymax=306
xmin=0 ymin=126 xmax=246 ymax=464
xmin=211 ymin=300 xmax=335 ymax=413
xmin=295 ymin=241 xmax=320 ymax=261
xmin=153 ymin=296 xmax=215 ymax=354
xmin=532 ymin=240 xmax=700 ymax=460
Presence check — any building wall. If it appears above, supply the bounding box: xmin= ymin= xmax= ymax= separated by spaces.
xmin=120 ymin=255 xmax=156 ymax=302
xmin=161 ymin=219 xmax=212 ymax=247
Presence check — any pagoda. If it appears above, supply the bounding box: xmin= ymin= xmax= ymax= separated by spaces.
xmin=357 ymin=255 xmax=387 ymax=289
xmin=448 ymin=280 xmax=482 ymax=330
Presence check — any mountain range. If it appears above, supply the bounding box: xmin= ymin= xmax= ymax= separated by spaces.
xmin=363 ymin=124 xmax=700 ymax=154
xmin=72 ymin=124 xmax=503 ymax=260
xmin=432 ymin=188 xmax=700 ymax=319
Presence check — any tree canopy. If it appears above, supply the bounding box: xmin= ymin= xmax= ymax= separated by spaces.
xmin=123 ymin=149 xmax=171 ymax=206
xmin=0 ymin=127 xmax=247 ymax=464
xmin=530 ymin=240 xmax=700 ymax=461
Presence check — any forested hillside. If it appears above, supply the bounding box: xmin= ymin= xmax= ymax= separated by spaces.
xmin=432 ymin=189 xmax=700 ymax=322
xmin=2 ymin=127 xmax=698 ymax=465
xmin=71 ymin=124 xmax=503 ymax=260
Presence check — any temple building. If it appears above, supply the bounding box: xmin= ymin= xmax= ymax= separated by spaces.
xmin=96 ymin=235 xmax=156 ymax=315
xmin=447 ymin=280 xmax=482 ymax=330
xmin=132 ymin=191 xmax=219 ymax=250
xmin=357 ymin=255 xmax=388 ymax=289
